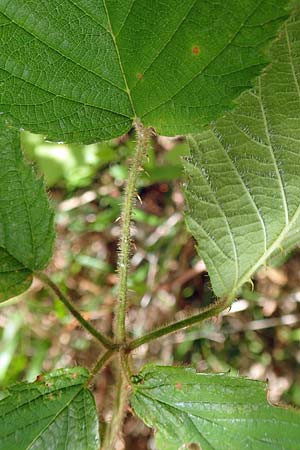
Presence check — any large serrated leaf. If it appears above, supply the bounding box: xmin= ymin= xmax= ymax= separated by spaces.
xmin=131 ymin=365 xmax=300 ymax=450
xmin=185 ymin=11 xmax=300 ymax=299
xmin=0 ymin=118 xmax=54 ymax=302
xmin=0 ymin=367 xmax=99 ymax=450
xmin=0 ymin=0 xmax=288 ymax=142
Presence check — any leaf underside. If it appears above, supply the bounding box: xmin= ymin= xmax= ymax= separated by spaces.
xmin=131 ymin=365 xmax=300 ymax=450
xmin=185 ymin=11 xmax=300 ymax=299
xmin=0 ymin=0 xmax=287 ymax=142
xmin=0 ymin=368 xmax=99 ymax=450
xmin=0 ymin=118 xmax=54 ymax=301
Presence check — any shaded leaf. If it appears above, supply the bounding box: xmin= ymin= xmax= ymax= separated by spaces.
xmin=0 ymin=118 xmax=54 ymax=301
xmin=185 ymin=11 xmax=300 ymax=299
xmin=0 ymin=367 xmax=99 ymax=450
xmin=131 ymin=365 xmax=300 ymax=450
xmin=0 ymin=0 xmax=288 ymax=142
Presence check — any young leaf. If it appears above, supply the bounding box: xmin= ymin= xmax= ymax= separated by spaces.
xmin=0 ymin=118 xmax=54 ymax=302
xmin=185 ymin=11 xmax=300 ymax=299
xmin=0 ymin=367 xmax=99 ymax=450
xmin=0 ymin=0 xmax=288 ymax=142
xmin=131 ymin=365 xmax=300 ymax=450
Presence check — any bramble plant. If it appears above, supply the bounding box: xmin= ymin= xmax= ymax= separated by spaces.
xmin=1 ymin=1 xmax=300 ymax=449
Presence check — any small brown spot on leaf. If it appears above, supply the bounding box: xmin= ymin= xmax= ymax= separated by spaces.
xmin=137 ymin=73 xmax=143 ymax=80
xmin=188 ymin=444 xmax=201 ymax=450
xmin=192 ymin=45 xmax=200 ymax=56
xmin=175 ymin=383 xmax=182 ymax=390
xmin=35 ymin=374 xmax=44 ymax=382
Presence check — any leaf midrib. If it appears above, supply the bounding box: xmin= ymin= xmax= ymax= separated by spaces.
xmin=257 ymin=78 xmax=289 ymax=227
xmin=102 ymin=0 xmax=137 ymax=118
xmin=0 ymin=382 xmax=89 ymax=449
xmin=135 ymin=391 xmax=218 ymax=450
xmin=136 ymin=388 xmax=300 ymax=426
xmin=67 ymin=0 xmax=110 ymax=33
xmin=26 ymin=389 xmax=84 ymax=450
xmin=227 ymin=22 xmax=300 ymax=300
xmin=1 ymin=0 xmax=280 ymax=131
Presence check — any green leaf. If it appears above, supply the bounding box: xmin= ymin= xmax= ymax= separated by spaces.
xmin=0 ymin=367 xmax=99 ymax=450
xmin=0 ymin=0 xmax=288 ymax=142
xmin=0 ymin=118 xmax=54 ymax=301
xmin=185 ymin=11 xmax=300 ymax=299
xmin=131 ymin=365 xmax=300 ymax=450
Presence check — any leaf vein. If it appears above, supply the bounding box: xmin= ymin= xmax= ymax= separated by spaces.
xmin=1 ymin=9 xmax=127 ymax=93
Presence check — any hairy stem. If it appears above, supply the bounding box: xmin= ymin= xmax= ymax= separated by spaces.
xmin=128 ymin=298 xmax=229 ymax=351
xmin=102 ymin=360 xmax=130 ymax=450
xmin=36 ymin=272 xmax=116 ymax=350
xmin=115 ymin=120 xmax=151 ymax=343
xmin=103 ymin=120 xmax=150 ymax=449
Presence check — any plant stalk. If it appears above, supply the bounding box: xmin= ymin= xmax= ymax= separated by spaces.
xmin=36 ymin=272 xmax=116 ymax=350
xmin=127 ymin=298 xmax=229 ymax=351
xmin=102 ymin=360 xmax=130 ymax=450
xmin=87 ymin=349 xmax=116 ymax=386
xmin=103 ymin=120 xmax=150 ymax=449
xmin=115 ymin=120 xmax=151 ymax=343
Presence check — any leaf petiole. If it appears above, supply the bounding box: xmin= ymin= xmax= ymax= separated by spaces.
xmin=35 ymin=271 xmax=116 ymax=350
xmin=87 ymin=349 xmax=116 ymax=386
xmin=127 ymin=297 xmax=230 ymax=351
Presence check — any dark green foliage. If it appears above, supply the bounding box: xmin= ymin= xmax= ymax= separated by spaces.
xmin=0 ymin=0 xmax=287 ymax=142
xmin=0 ymin=118 xmax=54 ymax=302
xmin=0 ymin=368 xmax=99 ymax=450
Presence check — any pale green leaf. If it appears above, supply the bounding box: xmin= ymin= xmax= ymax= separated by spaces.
xmin=131 ymin=365 xmax=300 ymax=450
xmin=0 ymin=367 xmax=100 ymax=450
xmin=185 ymin=11 xmax=300 ymax=299
xmin=0 ymin=118 xmax=54 ymax=301
xmin=0 ymin=0 xmax=288 ymax=142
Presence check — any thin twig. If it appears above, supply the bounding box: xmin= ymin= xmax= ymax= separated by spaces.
xmin=35 ymin=272 xmax=116 ymax=350
xmin=87 ymin=349 xmax=116 ymax=386
xmin=128 ymin=298 xmax=230 ymax=351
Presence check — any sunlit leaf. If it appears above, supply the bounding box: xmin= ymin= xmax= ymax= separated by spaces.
xmin=185 ymin=11 xmax=300 ymax=298
xmin=131 ymin=365 xmax=300 ymax=450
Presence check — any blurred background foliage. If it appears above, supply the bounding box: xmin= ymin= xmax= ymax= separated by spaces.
xmin=1 ymin=130 xmax=300 ymax=448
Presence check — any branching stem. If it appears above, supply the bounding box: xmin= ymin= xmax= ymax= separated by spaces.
xmin=35 ymin=271 xmax=116 ymax=350
xmin=102 ymin=120 xmax=151 ymax=448
xmin=115 ymin=120 xmax=151 ymax=343
xmin=37 ymin=120 xmax=231 ymax=450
